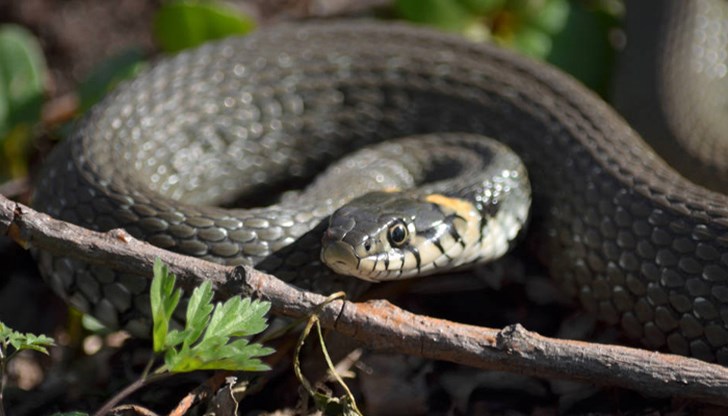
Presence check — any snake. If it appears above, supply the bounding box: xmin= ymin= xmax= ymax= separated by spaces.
xmin=30 ymin=0 xmax=728 ymax=365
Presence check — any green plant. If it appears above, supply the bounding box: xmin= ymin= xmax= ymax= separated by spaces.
xmin=0 ymin=24 xmax=48 ymax=181
xmin=93 ymin=258 xmax=274 ymax=415
xmin=294 ymin=293 xmax=362 ymax=416
xmin=153 ymin=0 xmax=256 ymax=52
xmin=151 ymin=259 xmax=273 ymax=373
xmin=394 ymin=0 xmax=570 ymax=56
xmin=394 ymin=0 xmax=622 ymax=95
xmin=0 ymin=322 xmax=55 ymax=416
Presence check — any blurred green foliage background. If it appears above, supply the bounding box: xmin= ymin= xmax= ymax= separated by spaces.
xmin=0 ymin=0 xmax=622 ymax=185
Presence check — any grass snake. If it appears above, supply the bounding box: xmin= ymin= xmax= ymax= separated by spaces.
xmin=31 ymin=1 xmax=728 ymax=365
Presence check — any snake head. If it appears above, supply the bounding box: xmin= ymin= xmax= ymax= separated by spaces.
xmin=321 ymin=191 xmax=486 ymax=281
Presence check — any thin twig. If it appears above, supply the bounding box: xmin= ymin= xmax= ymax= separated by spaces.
xmin=2 ymin=193 xmax=728 ymax=406
xmin=169 ymin=371 xmax=231 ymax=416
xmin=93 ymin=372 xmax=173 ymax=416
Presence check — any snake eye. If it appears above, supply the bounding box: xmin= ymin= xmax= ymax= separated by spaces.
xmin=387 ymin=222 xmax=409 ymax=247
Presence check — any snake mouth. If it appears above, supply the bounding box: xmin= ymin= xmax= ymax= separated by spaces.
xmin=321 ymin=240 xmax=359 ymax=276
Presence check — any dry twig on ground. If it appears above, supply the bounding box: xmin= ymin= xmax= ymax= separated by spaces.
xmin=2 ymin=193 xmax=728 ymax=406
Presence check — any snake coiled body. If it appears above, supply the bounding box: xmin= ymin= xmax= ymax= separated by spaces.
xmin=32 ymin=1 xmax=728 ymax=364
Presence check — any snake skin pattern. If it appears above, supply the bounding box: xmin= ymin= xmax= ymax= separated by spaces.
xmin=614 ymin=0 xmax=728 ymax=194
xmin=32 ymin=1 xmax=728 ymax=364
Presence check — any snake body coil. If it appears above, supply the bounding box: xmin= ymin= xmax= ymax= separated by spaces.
xmin=33 ymin=4 xmax=728 ymax=364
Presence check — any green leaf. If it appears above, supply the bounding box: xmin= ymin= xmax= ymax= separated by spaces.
xmin=151 ymin=258 xmax=182 ymax=353
xmin=0 ymin=321 xmax=54 ymax=355
xmin=164 ymin=328 xmax=187 ymax=349
xmin=167 ymin=337 xmax=272 ymax=372
xmin=153 ymin=1 xmax=256 ymax=53
xmin=236 ymin=298 xmax=271 ymax=337
xmin=0 ymin=25 xmax=47 ymax=180
xmin=78 ymin=49 xmax=145 ymax=112
xmin=150 ymin=259 xmax=273 ymax=373
xmin=183 ymin=280 xmax=214 ymax=345
xmin=81 ymin=313 xmax=111 ymax=334
xmin=512 ymin=26 xmax=552 ymax=58
xmin=13 ymin=334 xmax=54 ymax=354
xmin=522 ymin=0 xmax=570 ymax=35
xmin=224 ymin=338 xmax=274 ymax=360
xmin=166 ymin=340 xmax=231 ymax=372
xmin=457 ymin=0 xmax=505 ymax=14
xmin=461 ymin=20 xmax=491 ymax=43
xmin=164 ymin=280 xmax=214 ymax=349
xmin=1 ymin=124 xmax=31 ymax=179
xmin=395 ymin=0 xmax=475 ymax=32
xmin=508 ymin=0 xmax=541 ymax=14
xmin=0 ymin=24 xmax=46 ymax=140
xmin=206 ymin=297 xmax=270 ymax=339
xmin=0 ymin=322 xmax=11 ymax=339
xmin=546 ymin=0 xmax=618 ymax=96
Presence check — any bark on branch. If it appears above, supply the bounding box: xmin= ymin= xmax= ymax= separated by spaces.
xmin=2 ymin=192 xmax=728 ymax=406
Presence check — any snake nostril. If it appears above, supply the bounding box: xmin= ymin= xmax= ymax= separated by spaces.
xmin=364 ymin=240 xmax=372 ymax=251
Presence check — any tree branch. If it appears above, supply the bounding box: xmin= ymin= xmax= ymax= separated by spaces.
xmin=2 ymin=192 xmax=728 ymax=406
